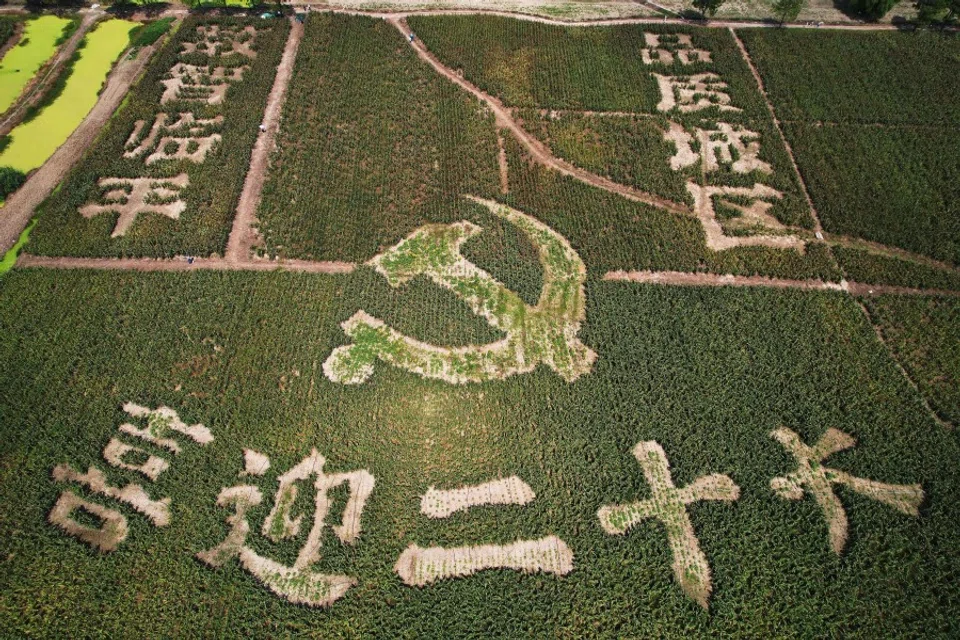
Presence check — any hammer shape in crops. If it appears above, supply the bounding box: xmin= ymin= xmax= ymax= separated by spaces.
xmin=323 ymin=196 xmax=596 ymax=385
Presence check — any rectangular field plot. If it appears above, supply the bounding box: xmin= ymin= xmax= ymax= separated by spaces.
xmin=739 ymin=29 xmax=960 ymax=273
xmin=25 ymin=17 xmax=289 ymax=258
xmin=1 ymin=269 xmax=958 ymax=636
xmin=864 ymin=294 xmax=960 ymax=427
xmin=255 ymin=14 xmax=837 ymax=281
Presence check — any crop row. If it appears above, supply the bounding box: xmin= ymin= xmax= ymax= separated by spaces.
xmin=26 ymin=16 xmax=289 ymax=258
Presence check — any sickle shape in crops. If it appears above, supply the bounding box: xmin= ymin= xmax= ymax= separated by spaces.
xmin=323 ymin=196 xmax=596 ymax=385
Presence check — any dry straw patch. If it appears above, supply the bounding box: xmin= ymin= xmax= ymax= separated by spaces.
xmin=52 ymin=464 xmax=172 ymax=527
xmin=770 ymin=427 xmax=924 ymax=555
xmin=421 ymin=476 xmax=535 ymax=518
xmin=394 ymin=535 xmax=574 ymax=586
xmin=119 ymin=402 xmax=213 ymax=452
xmin=598 ymin=441 xmax=740 ymax=609
xmin=324 ymin=196 xmax=596 ymax=385
xmin=102 ymin=438 xmax=169 ymax=481
xmin=687 ymin=182 xmax=803 ymax=252
xmin=48 ymin=491 xmax=129 ymax=553
xmin=241 ymin=449 xmax=270 ymax=476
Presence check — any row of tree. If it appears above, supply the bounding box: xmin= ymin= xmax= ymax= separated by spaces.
xmin=691 ymin=0 xmax=958 ymax=23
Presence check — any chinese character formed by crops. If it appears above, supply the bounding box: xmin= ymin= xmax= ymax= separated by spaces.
xmin=769 ymin=427 xmax=924 ymax=555
xmin=79 ymin=174 xmax=190 ymax=238
xmin=124 ymin=112 xmax=224 ymax=165
xmin=685 ymin=182 xmax=803 ymax=251
xmin=198 ymin=449 xmax=375 ymax=607
xmin=597 ymin=441 xmax=740 ymax=609
xmin=48 ymin=403 xmax=213 ymax=552
xmin=395 ymin=476 xmax=573 ymax=586
xmin=180 ymin=24 xmax=258 ymax=59
xmin=161 ymin=63 xmax=247 ymax=105
xmin=653 ymin=73 xmax=741 ymax=113
xmin=641 ymin=32 xmax=711 ymax=65
xmin=664 ymin=121 xmax=772 ymax=174
xmin=323 ymin=196 xmax=597 ymax=385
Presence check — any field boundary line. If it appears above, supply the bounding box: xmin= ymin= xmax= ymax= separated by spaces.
xmin=227 ymin=17 xmax=304 ymax=262
xmin=729 ymin=27 xmax=825 ymax=238
xmin=856 ymin=298 xmax=955 ymax=430
xmin=316 ymin=7 xmax=924 ymax=31
xmin=389 ymin=16 xmax=690 ymax=215
xmin=0 ymin=32 xmax=166 ymax=257
xmin=496 ymin=129 xmax=510 ymax=194
xmin=0 ymin=10 xmax=100 ymax=136
xmin=518 ymin=108 xmax=656 ymax=119
xmin=16 ymin=254 xmax=356 ymax=274
xmin=779 ymin=119 xmax=960 ymax=130
xmin=604 ymin=269 xmax=960 ymax=297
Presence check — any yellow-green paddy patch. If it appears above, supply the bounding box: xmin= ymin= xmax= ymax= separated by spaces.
xmin=0 ymin=19 xmax=137 ymax=174
xmin=0 ymin=15 xmax=71 ymax=115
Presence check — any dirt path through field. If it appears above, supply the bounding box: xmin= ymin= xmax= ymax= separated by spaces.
xmin=390 ymin=16 xmax=689 ymax=215
xmin=496 ymin=130 xmax=510 ymax=194
xmin=604 ymin=269 xmax=960 ymax=297
xmin=0 ymin=10 xmax=100 ymax=136
xmin=17 ymin=254 xmax=356 ymax=274
xmin=226 ymin=17 xmax=304 ymax=262
xmin=0 ymin=38 xmax=160 ymax=256
xmin=327 ymin=7 xmax=915 ymax=30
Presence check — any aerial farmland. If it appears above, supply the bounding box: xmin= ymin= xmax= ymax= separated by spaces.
xmin=0 ymin=1 xmax=957 ymax=636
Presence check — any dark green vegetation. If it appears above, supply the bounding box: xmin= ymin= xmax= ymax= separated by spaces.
xmin=129 ymin=17 xmax=175 ymax=49
xmin=835 ymin=247 xmax=960 ymax=291
xmin=740 ymin=29 xmax=960 ymax=268
xmin=26 ymin=16 xmax=289 ymax=258
xmin=0 ymin=18 xmax=16 ymax=51
xmin=0 ymin=166 xmax=26 ymax=200
xmin=783 ymin=124 xmax=959 ymax=266
xmin=257 ymin=15 xmax=835 ymax=282
xmin=256 ymin=13 xmax=501 ymax=263
xmin=864 ymin=294 xmax=960 ymax=426
xmin=0 ymin=269 xmax=958 ymax=636
xmin=737 ymin=30 xmax=960 ymax=127
xmin=408 ymin=17 xmax=810 ymax=227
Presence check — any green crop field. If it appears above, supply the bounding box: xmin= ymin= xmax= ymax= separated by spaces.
xmin=864 ymin=295 xmax=960 ymax=427
xmin=0 ymin=15 xmax=71 ymax=116
xmin=1 ymin=9 xmax=958 ymax=638
xmin=26 ymin=16 xmax=289 ymax=258
xmin=1 ymin=269 xmax=958 ymax=636
xmin=739 ymin=29 xmax=960 ymax=273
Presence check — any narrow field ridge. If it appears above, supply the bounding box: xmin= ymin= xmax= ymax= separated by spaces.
xmin=16 ymin=254 xmax=356 ymax=274
xmin=604 ymin=270 xmax=960 ymax=297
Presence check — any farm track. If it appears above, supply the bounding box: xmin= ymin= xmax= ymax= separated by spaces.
xmin=319 ymin=6 xmax=918 ymax=30
xmin=226 ymin=17 xmax=304 ymax=262
xmin=16 ymin=254 xmax=356 ymax=274
xmin=389 ymin=16 xmax=690 ymax=216
xmin=0 ymin=35 xmax=162 ymax=256
xmin=0 ymin=11 xmax=99 ymax=137
xmin=603 ymin=269 xmax=960 ymax=297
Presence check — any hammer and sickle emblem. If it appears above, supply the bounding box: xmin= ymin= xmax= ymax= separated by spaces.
xmin=323 ymin=196 xmax=597 ymax=385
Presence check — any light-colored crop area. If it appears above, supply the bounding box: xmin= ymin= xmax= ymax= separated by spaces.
xmin=0 ymin=15 xmax=71 ymax=115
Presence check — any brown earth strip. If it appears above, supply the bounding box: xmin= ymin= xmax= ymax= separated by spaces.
xmin=16 ymin=254 xmax=356 ymax=274
xmin=0 ymin=11 xmax=99 ymax=136
xmin=226 ymin=17 xmax=304 ymax=262
xmin=826 ymin=233 xmax=960 ymax=275
xmin=323 ymin=7 xmax=914 ymax=30
xmin=0 ymin=20 xmax=24 ymax=62
xmin=604 ymin=269 xmax=960 ymax=297
xmin=0 ymin=36 xmax=161 ymax=256
xmin=390 ymin=16 xmax=689 ymax=216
